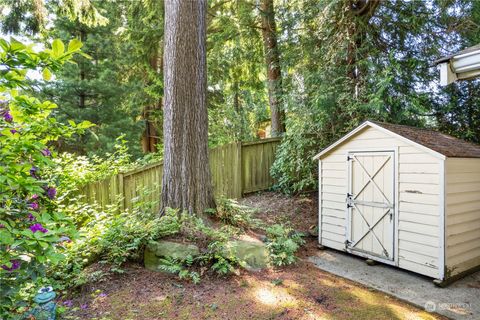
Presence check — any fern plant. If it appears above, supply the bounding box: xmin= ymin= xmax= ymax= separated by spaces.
xmin=207 ymin=197 xmax=262 ymax=229
xmin=157 ymin=256 xmax=201 ymax=284
xmin=265 ymin=224 xmax=305 ymax=267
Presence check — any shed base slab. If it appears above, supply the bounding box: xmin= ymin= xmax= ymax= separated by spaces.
xmin=308 ymin=249 xmax=480 ymax=320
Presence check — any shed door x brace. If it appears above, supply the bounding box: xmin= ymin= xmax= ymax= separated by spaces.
xmin=346 ymin=151 xmax=395 ymax=262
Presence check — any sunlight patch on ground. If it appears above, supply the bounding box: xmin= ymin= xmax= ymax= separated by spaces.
xmin=349 ymin=286 xmax=382 ymax=305
xmin=282 ymin=279 xmax=302 ymax=290
xmin=315 ymin=252 xmax=338 ymax=262
xmin=298 ymin=311 xmax=332 ymax=320
xmin=254 ymin=286 xmax=298 ymax=308
xmin=388 ymin=303 xmax=439 ymax=320
xmin=255 ymin=287 xmax=278 ymax=305
xmin=316 ymin=276 xmax=340 ymax=288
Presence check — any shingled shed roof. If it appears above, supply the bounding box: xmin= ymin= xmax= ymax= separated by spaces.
xmin=372 ymin=121 xmax=480 ymax=158
xmin=314 ymin=121 xmax=480 ymax=160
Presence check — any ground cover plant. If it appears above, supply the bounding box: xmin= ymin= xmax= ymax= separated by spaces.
xmin=60 ymin=192 xmax=446 ymax=320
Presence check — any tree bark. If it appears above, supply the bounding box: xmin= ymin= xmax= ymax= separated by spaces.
xmin=260 ymin=0 xmax=285 ymax=137
xmin=161 ymin=0 xmax=215 ymax=216
xmin=79 ymin=29 xmax=87 ymax=108
xmin=346 ymin=0 xmax=380 ymax=97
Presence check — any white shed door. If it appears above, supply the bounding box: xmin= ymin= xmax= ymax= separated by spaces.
xmin=347 ymin=151 xmax=395 ymax=261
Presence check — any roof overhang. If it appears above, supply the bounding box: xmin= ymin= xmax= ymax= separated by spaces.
xmin=436 ymin=46 xmax=480 ymax=86
xmin=313 ymin=121 xmax=446 ymax=161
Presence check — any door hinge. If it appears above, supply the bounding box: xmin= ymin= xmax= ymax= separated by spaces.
xmin=346 ymin=193 xmax=353 ymax=208
xmin=347 ymin=155 xmax=353 ymax=161
xmin=345 ymin=240 xmax=351 ymax=248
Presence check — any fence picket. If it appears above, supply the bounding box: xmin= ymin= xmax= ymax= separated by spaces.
xmin=76 ymin=138 xmax=281 ymax=210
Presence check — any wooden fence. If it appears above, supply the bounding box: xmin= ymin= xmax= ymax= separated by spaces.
xmin=76 ymin=138 xmax=281 ymax=212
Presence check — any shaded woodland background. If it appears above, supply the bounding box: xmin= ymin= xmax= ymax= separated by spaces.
xmin=2 ymin=0 xmax=479 ymax=193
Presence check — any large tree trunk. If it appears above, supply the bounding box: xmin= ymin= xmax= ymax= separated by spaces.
xmin=260 ymin=0 xmax=285 ymax=137
xmin=161 ymin=0 xmax=215 ymax=216
xmin=347 ymin=0 xmax=380 ymax=98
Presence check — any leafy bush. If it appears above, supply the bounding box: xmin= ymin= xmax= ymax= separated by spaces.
xmin=152 ymin=210 xmax=241 ymax=281
xmin=265 ymin=224 xmax=305 ymax=267
xmin=51 ymin=195 xmax=177 ymax=288
xmin=156 ymin=256 xmax=200 ymax=284
xmin=270 ymin=133 xmax=320 ymax=194
xmin=206 ymin=197 xmax=262 ymax=229
xmin=0 ymin=38 xmax=92 ymax=315
xmin=48 ymin=137 xmax=132 ymax=195
xmin=47 ymin=135 xmax=163 ymax=203
xmin=270 ymin=79 xmax=362 ymax=194
xmin=199 ymin=240 xmax=239 ymax=276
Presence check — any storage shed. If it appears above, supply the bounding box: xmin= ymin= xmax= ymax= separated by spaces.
xmin=314 ymin=121 xmax=480 ymax=283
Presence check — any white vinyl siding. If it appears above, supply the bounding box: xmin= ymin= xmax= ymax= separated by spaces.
xmin=445 ymin=158 xmax=480 ymax=277
xmin=319 ymin=126 xmax=441 ymax=278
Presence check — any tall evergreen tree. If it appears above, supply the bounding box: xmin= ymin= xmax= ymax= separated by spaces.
xmin=260 ymin=0 xmax=286 ymax=136
xmin=40 ymin=1 xmax=143 ymax=156
xmin=161 ymin=0 xmax=215 ymax=215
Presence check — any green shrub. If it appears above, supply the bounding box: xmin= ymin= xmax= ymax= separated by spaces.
xmin=50 ymin=194 xmax=179 ymax=288
xmin=206 ymin=197 xmax=262 ymax=229
xmin=156 ymin=256 xmax=200 ymax=284
xmin=199 ymin=240 xmax=239 ymax=276
xmin=0 ymin=38 xmax=92 ymax=316
xmin=152 ymin=211 xmax=241 ymax=281
xmin=265 ymin=224 xmax=305 ymax=267
xmin=49 ymin=137 xmax=132 ymax=195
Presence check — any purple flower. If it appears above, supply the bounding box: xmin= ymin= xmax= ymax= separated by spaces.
xmin=41 ymin=148 xmax=51 ymax=157
xmin=3 ymin=111 xmax=12 ymax=123
xmin=10 ymin=129 xmax=17 ymax=134
xmin=98 ymin=292 xmax=107 ymax=298
xmin=28 ymin=202 xmax=39 ymax=210
xmin=59 ymin=236 xmax=72 ymax=243
xmin=80 ymin=303 xmax=88 ymax=310
xmin=30 ymin=166 xmax=39 ymax=179
xmin=46 ymin=187 xmax=57 ymax=199
xmin=0 ymin=224 xmax=4 ymax=229
xmin=29 ymin=223 xmax=48 ymax=233
xmin=31 ymin=194 xmax=39 ymax=200
xmin=28 ymin=213 xmax=36 ymax=221
xmin=63 ymin=300 xmax=74 ymax=308
xmin=1 ymin=260 xmax=20 ymax=272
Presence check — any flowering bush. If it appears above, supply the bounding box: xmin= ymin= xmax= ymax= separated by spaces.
xmin=0 ymin=38 xmax=92 ymax=315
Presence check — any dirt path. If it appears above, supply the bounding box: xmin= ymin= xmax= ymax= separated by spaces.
xmin=65 ymin=192 xmax=445 ymax=320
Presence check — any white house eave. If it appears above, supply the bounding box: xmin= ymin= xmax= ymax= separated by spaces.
xmin=313 ymin=121 xmax=446 ymax=161
xmin=438 ymin=49 xmax=480 ymax=86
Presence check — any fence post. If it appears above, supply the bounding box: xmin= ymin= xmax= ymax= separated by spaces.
xmin=236 ymin=141 xmax=242 ymax=198
xmin=117 ymin=173 xmax=125 ymax=212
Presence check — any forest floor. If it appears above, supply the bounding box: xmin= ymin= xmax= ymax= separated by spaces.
xmin=64 ymin=192 xmax=445 ymax=320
